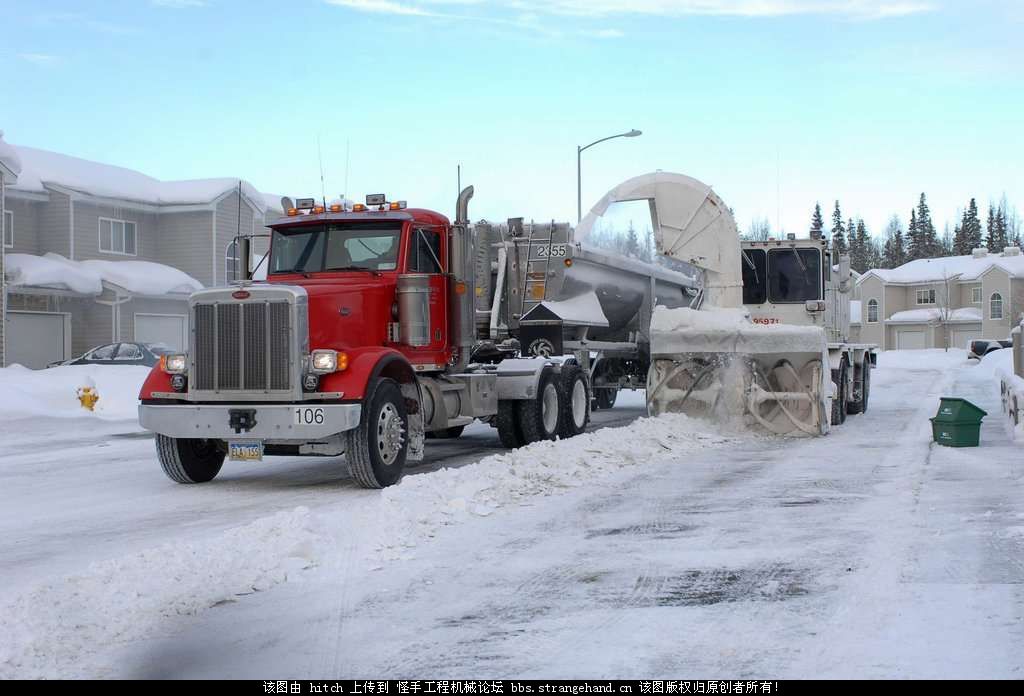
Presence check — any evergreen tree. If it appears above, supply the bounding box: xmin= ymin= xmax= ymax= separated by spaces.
xmin=987 ymin=203 xmax=1007 ymax=252
xmin=915 ymin=193 xmax=938 ymax=257
xmin=624 ymin=220 xmax=641 ymax=258
xmin=830 ymin=201 xmax=847 ymax=254
xmin=952 ymin=219 xmax=967 ymax=256
xmin=850 ymin=219 xmax=872 ymax=273
xmin=907 ymin=208 xmax=921 ymax=260
xmin=809 ymin=203 xmax=824 ymax=239
xmin=882 ymin=215 xmax=906 ymax=268
xmin=955 ymin=198 xmax=983 ymax=254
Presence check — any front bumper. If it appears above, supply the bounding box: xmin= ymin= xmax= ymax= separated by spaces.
xmin=139 ymin=403 xmax=362 ymax=440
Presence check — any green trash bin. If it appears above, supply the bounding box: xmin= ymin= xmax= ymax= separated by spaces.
xmin=930 ymin=397 xmax=987 ymax=447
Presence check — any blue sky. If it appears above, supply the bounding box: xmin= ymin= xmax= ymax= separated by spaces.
xmin=1 ymin=0 xmax=1021 ymax=240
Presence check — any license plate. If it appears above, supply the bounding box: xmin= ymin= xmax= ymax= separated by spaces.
xmin=228 ymin=440 xmax=263 ymax=461
xmin=294 ymin=407 xmax=325 ymax=426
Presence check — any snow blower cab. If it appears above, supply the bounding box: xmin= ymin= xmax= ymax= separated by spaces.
xmin=578 ymin=172 xmax=867 ymax=437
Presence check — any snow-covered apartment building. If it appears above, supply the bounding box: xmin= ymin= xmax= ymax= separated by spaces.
xmin=0 ymin=135 xmax=280 ymax=368
xmin=853 ymin=248 xmax=1024 ymax=350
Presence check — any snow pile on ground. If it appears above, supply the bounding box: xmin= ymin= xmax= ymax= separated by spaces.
xmin=0 ymin=507 xmax=324 ymax=679
xmin=977 ymin=348 xmax=1024 ymax=442
xmin=0 ymin=364 xmax=151 ymax=421
xmin=370 ymin=414 xmax=733 ymax=561
xmin=875 ymin=348 xmax=969 ymax=372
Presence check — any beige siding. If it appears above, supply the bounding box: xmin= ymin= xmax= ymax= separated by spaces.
xmin=72 ymin=201 xmax=160 ymax=263
xmin=156 ymin=210 xmax=216 ymax=286
xmin=3 ymin=196 xmax=42 ymax=254
xmin=981 ymin=269 xmax=1012 ymax=340
xmin=856 ymin=276 xmax=885 ymax=348
xmin=1010 ymin=278 xmax=1024 ymax=327
xmin=37 ymin=188 xmax=71 ymax=256
xmin=960 ymin=282 xmax=982 ymax=309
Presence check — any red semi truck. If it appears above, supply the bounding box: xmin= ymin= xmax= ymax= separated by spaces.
xmin=139 ymin=189 xmax=701 ymax=488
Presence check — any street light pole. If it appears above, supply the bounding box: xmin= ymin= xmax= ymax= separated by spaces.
xmin=576 ymin=129 xmax=642 ymax=223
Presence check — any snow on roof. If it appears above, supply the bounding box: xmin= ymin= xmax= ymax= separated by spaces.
xmin=864 ymin=251 xmax=1024 ymax=284
xmin=888 ymin=307 xmax=982 ymax=324
xmin=850 ymin=300 xmax=862 ymax=325
xmin=5 ymin=253 xmax=202 ymax=296
xmin=7 ymin=143 xmax=274 ymax=210
xmin=0 ymin=131 xmax=22 ymax=179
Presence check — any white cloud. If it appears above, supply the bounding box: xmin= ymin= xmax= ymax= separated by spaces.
xmin=151 ymin=0 xmax=207 ymax=7
xmin=325 ymin=0 xmax=435 ymax=16
xmin=581 ymin=28 xmax=625 ymax=38
xmin=18 ymin=53 xmax=59 ymax=65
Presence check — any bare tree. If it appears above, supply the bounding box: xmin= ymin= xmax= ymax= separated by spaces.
xmin=745 ymin=217 xmax=771 ymax=241
xmin=936 ymin=270 xmax=956 ymax=351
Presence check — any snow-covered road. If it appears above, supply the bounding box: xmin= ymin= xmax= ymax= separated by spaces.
xmin=2 ymin=352 xmax=1022 ymax=678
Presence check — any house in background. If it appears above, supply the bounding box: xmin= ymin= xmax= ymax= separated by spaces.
xmin=0 ymin=131 xmax=23 ymax=368
xmin=1 ymin=142 xmax=282 ymax=368
xmin=855 ymin=247 xmax=1024 ymax=351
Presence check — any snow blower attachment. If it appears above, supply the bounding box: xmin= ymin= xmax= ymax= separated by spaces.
xmin=647 ymin=308 xmax=830 ymax=436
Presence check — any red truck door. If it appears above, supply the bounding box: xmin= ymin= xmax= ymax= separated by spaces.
xmin=407 ymin=226 xmax=449 ymax=365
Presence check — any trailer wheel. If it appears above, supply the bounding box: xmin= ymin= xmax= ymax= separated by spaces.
xmin=518 ymin=370 xmax=562 ymax=444
xmin=496 ymin=400 xmax=524 ymax=448
xmin=830 ymin=360 xmax=848 ymax=426
xmin=427 ymin=425 xmax=465 ymax=439
xmin=558 ymin=363 xmax=590 ymax=438
xmin=156 ymin=435 xmax=224 ymax=484
xmin=848 ymin=358 xmax=871 ymax=415
xmin=345 ymin=378 xmax=408 ymax=489
xmin=593 ymin=388 xmax=617 ymax=410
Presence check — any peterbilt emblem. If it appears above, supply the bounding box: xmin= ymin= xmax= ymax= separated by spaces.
xmin=232 ymin=290 xmax=251 ymax=300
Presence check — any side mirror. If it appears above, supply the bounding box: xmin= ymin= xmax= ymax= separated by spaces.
xmin=238 ymin=236 xmax=251 ymax=282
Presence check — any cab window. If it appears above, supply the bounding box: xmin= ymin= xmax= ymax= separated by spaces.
xmin=408 ymin=228 xmax=442 ymax=273
xmin=741 ymin=248 xmax=767 ymax=305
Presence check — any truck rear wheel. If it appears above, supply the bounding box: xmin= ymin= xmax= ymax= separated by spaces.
xmin=558 ymin=363 xmax=590 ymax=438
xmin=345 ymin=378 xmax=408 ymax=489
xmin=497 ymin=400 xmax=524 ymax=448
xmin=155 ymin=434 xmax=224 ymax=484
xmin=847 ymin=359 xmax=871 ymax=415
xmin=518 ymin=370 xmax=562 ymax=444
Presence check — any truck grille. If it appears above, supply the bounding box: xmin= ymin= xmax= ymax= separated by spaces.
xmin=193 ymin=301 xmax=293 ymax=392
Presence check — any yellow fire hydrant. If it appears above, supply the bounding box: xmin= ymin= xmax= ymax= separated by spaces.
xmin=77 ymin=386 xmax=100 ymax=412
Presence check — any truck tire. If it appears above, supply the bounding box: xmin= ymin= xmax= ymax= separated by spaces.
xmin=428 ymin=425 xmax=465 ymax=439
xmin=847 ymin=359 xmax=871 ymax=415
xmin=558 ymin=363 xmax=590 ymax=438
xmin=497 ymin=400 xmax=524 ymax=448
xmin=156 ymin=435 xmax=224 ymax=484
xmin=830 ymin=360 xmax=848 ymax=426
xmin=345 ymin=378 xmax=408 ymax=489
xmin=518 ymin=369 xmax=562 ymax=444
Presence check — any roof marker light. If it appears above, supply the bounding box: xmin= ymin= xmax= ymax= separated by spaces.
xmin=329 ymin=203 xmax=343 ymax=213
xmin=313 ymin=205 xmax=325 ymax=214
xmin=287 ymin=207 xmax=299 ymax=216
xmin=352 ymin=203 xmax=367 ymax=212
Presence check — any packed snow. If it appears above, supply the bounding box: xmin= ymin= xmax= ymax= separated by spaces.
xmin=5 ymin=252 xmax=202 ymax=296
xmin=1 ymin=347 xmax=1022 ymax=678
xmin=7 ymin=143 xmax=274 ymax=210
xmin=888 ymin=307 xmax=983 ymax=323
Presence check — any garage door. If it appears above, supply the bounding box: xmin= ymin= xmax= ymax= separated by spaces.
xmin=135 ymin=314 xmax=187 ymax=352
xmin=951 ymin=327 xmax=983 ymax=351
xmin=6 ymin=312 xmax=69 ymax=369
xmin=895 ymin=328 xmax=927 ymax=350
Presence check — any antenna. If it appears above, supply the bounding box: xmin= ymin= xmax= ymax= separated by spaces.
xmin=343 ymin=138 xmax=350 ymax=203
xmin=457 ymin=164 xmax=461 ymax=197
xmin=317 ymin=135 xmax=327 ymax=209
xmin=776 ymin=145 xmax=781 ymax=236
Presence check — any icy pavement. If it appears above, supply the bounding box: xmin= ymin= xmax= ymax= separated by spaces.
xmin=1 ymin=351 xmax=1022 ymax=678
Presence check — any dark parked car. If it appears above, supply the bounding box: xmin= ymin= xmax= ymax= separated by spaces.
xmin=48 ymin=342 xmax=176 ymax=368
xmin=968 ymin=338 xmax=1012 ymax=361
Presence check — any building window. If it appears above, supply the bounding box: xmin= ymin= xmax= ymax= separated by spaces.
xmin=99 ymin=218 xmax=137 ymax=255
xmin=972 ymin=287 xmax=982 ymax=304
xmin=990 ymin=292 xmax=1003 ymax=320
xmin=225 ymin=241 xmax=241 ymax=282
xmin=3 ymin=209 xmax=11 ymax=248
xmin=867 ymin=299 xmax=879 ymax=323
xmin=916 ymin=289 xmax=936 ymax=305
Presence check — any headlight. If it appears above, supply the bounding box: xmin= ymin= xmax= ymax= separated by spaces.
xmin=310 ymin=349 xmax=347 ymax=374
xmin=161 ymin=354 xmax=187 ymax=374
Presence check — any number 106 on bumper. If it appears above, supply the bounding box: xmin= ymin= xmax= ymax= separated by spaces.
xmin=294 ymin=407 xmax=325 ymax=425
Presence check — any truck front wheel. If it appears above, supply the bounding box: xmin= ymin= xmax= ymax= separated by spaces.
xmin=155 ymin=435 xmax=224 ymax=484
xmin=345 ymin=378 xmax=409 ymax=489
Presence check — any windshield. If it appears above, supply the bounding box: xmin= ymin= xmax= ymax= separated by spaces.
xmin=768 ymin=248 xmax=822 ymax=303
xmin=269 ymin=223 xmax=403 ymax=274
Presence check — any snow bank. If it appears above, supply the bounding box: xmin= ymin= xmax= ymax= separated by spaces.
xmin=889 ymin=307 xmax=982 ymax=323
xmin=79 ymin=259 xmax=202 ymax=296
xmin=0 ymin=364 xmax=151 ymax=421
xmin=6 ymin=252 xmax=201 ymax=296
xmin=650 ymin=306 xmax=827 ymax=354
xmin=5 ymin=253 xmax=104 ymax=294
xmin=0 ymin=507 xmax=324 ymax=679
xmin=370 ymin=413 xmax=733 ymax=561
xmin=875 ymin=348 xmax=969 ymax=372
